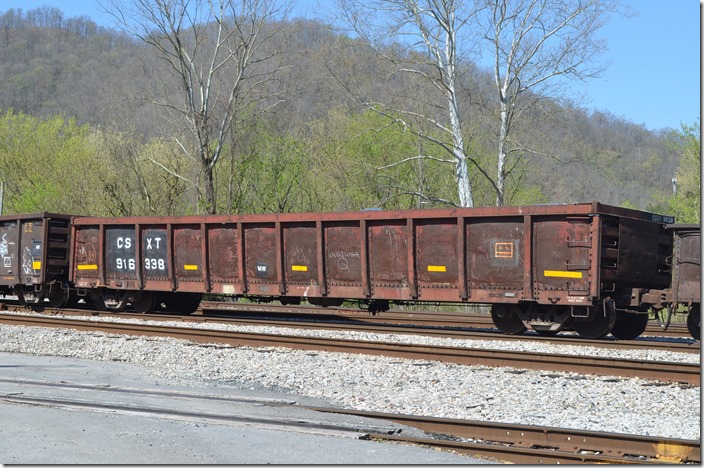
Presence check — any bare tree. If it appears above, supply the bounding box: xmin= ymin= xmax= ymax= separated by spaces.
xmin=333 ymin=0 xmax=481 ymax=207
xmin=102 ymin=0 xmax=291 ymax=214
xmin=481 ymin=0 xmax=618 ymax=205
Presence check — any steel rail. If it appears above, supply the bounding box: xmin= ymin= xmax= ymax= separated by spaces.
xmin=0 ymin=313 xmax=699 ymax=385
xmin=310 ymin=407 xmax=700 ymax=463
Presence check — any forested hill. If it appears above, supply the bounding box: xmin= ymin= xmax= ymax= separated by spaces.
xmin=0 ymin=6 xmax=689 ymax=218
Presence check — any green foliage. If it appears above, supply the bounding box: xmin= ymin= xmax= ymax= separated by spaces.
xmin=302 ymin=109 xmax=459 ymax=211
xmin=666 ymin=121 xmax=701 ymax=223
xmin=94 ymin=132 xmax=190 ymax=216
xmin=222 ymin=128 xmax=309 ymax=214
xmin=0 ymin=110 xmax=103 ymax=214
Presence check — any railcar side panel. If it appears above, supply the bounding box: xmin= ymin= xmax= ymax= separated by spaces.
xmin=143 ymin=227 xmax=169 ymax=282
xmin=0 ymin=220 xmax=22 ymax=287
xmin=173 ymin=225 xmax=203 ymax=292
xmin=207 ymin=224 xmax=240 ymax=295
xmin=324 ymin=222 xmax=364 ymax=299
xmin=369 ymin=220 xmax=410 ymax=300
xmin=20 ymin=220 xmax=44 ymax=286
xmin=73 ymin=227 xmax=100 ymax=287
xmin=414 ymin=218 xmax=460 ymax=301
xmin=244 ymin=223 xmax=278 ymax=296
xmin=615 ymin=217 xmax=671 ymax=288
xmin=282 ymin=222 xmax=320 ymax=297
xmin=105 ymin=226 xmax=137 ymax=284
xmin=532 ymin=216 xmax=594 ymax=305
xmin=466 ymin=219 xmax=525 ymax=302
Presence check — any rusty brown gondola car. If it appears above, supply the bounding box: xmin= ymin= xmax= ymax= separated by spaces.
xmin=634 ymin=224 xmax=701 ymax=340
xmin=69 ymin=202 xmax=677 ymax=340
xmin=0 ymin=212 xmax=75 ymax=307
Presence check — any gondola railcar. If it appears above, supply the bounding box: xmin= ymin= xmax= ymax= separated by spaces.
xmin=68 ymin=202 xmax=675 ymax=340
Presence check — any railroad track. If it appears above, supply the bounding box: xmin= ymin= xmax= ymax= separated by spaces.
xmin=0 ymin=312 xmax=699 ymax=386
xmin=17 ymin=304 xmax=698 ymax=354
xmin=1 ymin=377 xmax=698 ymax=464
xmin=318 ymin=408 xmax=701 ymax=464
xmin=192 ymin=312 xmax=699 ymax=354
xmin=200 ymin=301 xmax=694 ymax=339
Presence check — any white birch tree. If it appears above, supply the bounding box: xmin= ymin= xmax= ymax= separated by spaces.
xmin=481 ymin=0 xmax=618 ymax=205
xmin=334 ymin=0 xmax=481 ymax=207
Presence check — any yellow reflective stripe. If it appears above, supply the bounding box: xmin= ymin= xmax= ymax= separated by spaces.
xmin=544 ymin=270 xmax=583 ymax=279
xmin=291 ymin=265 xmax=308 ymax=272
xmin=77 ymin=264 xmax=98 ymax=270
xmin=184 ymin=264 xmax=199 ymax=271
xmin=427 ymin=265 xmax=447 ymax=272
xmin=32 ymin=261 xmax=41 ymax=270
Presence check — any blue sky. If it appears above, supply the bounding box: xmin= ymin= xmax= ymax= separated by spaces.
xmin=4 ymin=0 xmax=700 ymax=131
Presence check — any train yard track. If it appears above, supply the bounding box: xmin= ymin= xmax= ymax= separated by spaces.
xmin=0 ymin=312 xmax=699 ymax=386
xmin=1 ymin=294 xmax=697 ymax=350
xmin=191 ymin=311 xmax=699 ymax=354
xmin=200 ymin=301 xmax=695 ymax=339
xmin=6 ymin=301 xmax=697 ymax=354
xmin=1 ymin=377 xmax=698 ymax=464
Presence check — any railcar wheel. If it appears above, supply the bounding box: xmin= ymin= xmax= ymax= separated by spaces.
xmin=572 ymin=303 xmax=615 ymax=339
xmin=48 ymin=287 xmax=70 ymax=308
xmin=687 ymin=305 xmax=700 ymax=341
xmin=368 ymin=300 xmax=390 ymax=314
xmin=279 ymin=296 xmax=302 ymax=306
xmin=132 ymin=291 xmax=157 ymax=314
xmin=490 ymin=304 xmax=526 ymax=335
xmin=16 ymin=288 xmax=43 ymax=305
xmin=610 ymin=311 xmax=649 ymax=340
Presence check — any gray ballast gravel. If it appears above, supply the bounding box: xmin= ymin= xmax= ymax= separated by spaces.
xmin=0 ymin=321 xmax=699 ymax=441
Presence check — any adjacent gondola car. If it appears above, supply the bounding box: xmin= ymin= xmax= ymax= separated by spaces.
xmin=0 ymin=212 xmax=74 ymax=307
xmin=69 ymin=202 xmax=676 ymax=339
xmin=634 ymin=224 xmax=700 ymax=340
